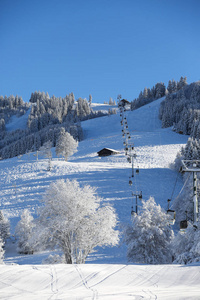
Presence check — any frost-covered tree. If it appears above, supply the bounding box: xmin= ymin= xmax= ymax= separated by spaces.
xmin=0 ymin=238 xmax=4 ymax=264
xmin=39 ymin=140 xmax=52 ymax=159
xmin=125 ymin=197 xmax=174 ymax=264
xmin=33 ymin=179 xmax=119 ymax=264
xmin=167 ymin=80 xmax=173 ymax=94
xmin=89 ymin=94 xmax=92 ymax=107
xmin=15 ymin=209 xmax=35 ymax=254
xmin=172 ymin=224 xmax=200 ymax=264
xmin=39 ymin=140 xmax=52 ymax=170
xmin=75 ymin=98 xmax=91 ymax=119
xmin=56 ymin=131 xmax=78 ymax=161
xmin=177 ymin=76 xmax=187 ymax=91
xmin=0 ymin=210 xmax=10 ymax=242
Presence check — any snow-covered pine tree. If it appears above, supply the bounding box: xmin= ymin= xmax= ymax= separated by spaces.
xmin=167 ymin=80 xmax=173 ymax=94
xmin=56 ymin=131 xmax=78 ymax=161
xmin=0 ymin=210 xmax=10 ymax=242
xmin=171 ymin=79 xmax=177 ymax=93
xmin=75 ymin=98 xmax=91 ymax=119
xmin=15 ymin=209 xmax=35 ymax=254
xmin=125 ymin=197 xmax=174 ymax=264
xmin=33 ymin=179 xmax=119 ymax=264
xmin=89 ymin=94 xmax=92 ymax=107
xmin=177 ymin=76 xmax=187 ymax=91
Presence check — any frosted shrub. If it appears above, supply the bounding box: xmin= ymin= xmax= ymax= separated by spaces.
xmin=125 ymin=197 xmax=174 ymax=264
xmin=15 ymin=209 xmax=35 ymax=254
xmin=56 ymin=132 xmax=78 ymax=161
xmin=42 ymin=254 xmax=65 ymax=264
xmin=172 ymin=224 xmax=200 ymax=264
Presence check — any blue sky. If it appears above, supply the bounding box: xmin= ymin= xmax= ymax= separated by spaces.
xmin=0 ymin=0 xmax=200 ymax=103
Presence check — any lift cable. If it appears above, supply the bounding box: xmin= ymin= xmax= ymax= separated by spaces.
xmin=170 ymin=171 xmax=180 ymax=201
xmin=169 ymin=173 xmax=190 ymax=209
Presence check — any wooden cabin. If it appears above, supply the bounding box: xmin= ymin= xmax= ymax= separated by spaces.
xmin=118 ymin=99 xmax=131 ymax=107
xmin=97 ymin=148 xmax=120 ymax=157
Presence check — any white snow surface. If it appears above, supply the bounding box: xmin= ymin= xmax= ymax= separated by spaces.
xmin=6 ymin=107 xmax=31 ymax=132
xmin=1 ymin=98 xmax=200 ymax=299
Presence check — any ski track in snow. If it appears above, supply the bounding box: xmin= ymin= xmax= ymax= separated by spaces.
xmin=1 ymin=98 xmax=200 ymax=299
xmin=0 ymin=264 xmax=199 ymax=299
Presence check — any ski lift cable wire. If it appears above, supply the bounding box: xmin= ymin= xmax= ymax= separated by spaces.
xmin=170 ymin=173 xmax=190 ymax=208
xmin=170 ymin=171 xmax=180 ymax=201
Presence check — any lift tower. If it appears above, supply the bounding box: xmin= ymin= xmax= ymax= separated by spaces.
xmin=181 ymin=160 xmax=200 ymax=225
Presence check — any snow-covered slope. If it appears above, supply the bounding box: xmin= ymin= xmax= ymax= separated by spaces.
xmin=1 ymin=97 xmax=198 ymax=299
xmin=0 ymin=263 xmax=200 ymax=299
xmin=6 ymin=107 xmax=31 ymax=132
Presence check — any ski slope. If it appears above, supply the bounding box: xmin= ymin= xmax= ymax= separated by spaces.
xmin=1 ymin=98 xmax=199 ymax=299
xmin=0 ymin=263 xmax=200 ymax=299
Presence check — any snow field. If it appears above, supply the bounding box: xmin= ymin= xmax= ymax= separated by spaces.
xmin=0 ymin=263 xmax=199 ymax=299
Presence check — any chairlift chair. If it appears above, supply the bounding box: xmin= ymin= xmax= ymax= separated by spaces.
xmin=180 ymin=220 xmax=188 ymax=232
xmin=127 ymin=157 xmax=131 ymax=163
xmin=180 ymin=211 xmax=188 ymax=232
xmin=138 ymin=192 xmax=142 ymax=199
xmin=131 ymin=206 xmax=136 ymax=216
xmin=167 ymin=209 xmax=176 ymax=225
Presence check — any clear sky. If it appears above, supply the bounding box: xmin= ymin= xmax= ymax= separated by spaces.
xmin=0 ymin=0 xmax=200 ymax=103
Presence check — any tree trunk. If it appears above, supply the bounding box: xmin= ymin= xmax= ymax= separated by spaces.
xmin=65 ymin=253 xmax=72 ymax=264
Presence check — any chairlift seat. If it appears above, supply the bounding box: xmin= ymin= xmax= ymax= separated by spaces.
xmin=180 ymin=220 xmax=188 ymax=230
xmin=167 ymin=209 xmax=176 ymax=225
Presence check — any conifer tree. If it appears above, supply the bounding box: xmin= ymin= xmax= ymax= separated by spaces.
xmin=0 ymin=210 xmax=10 ymax=242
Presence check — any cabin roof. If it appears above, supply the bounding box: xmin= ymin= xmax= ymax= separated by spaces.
xmin=119 ymin=99 xmax=130 ymax=104
xmin=97 ymin=148 xmax=120 ymax=156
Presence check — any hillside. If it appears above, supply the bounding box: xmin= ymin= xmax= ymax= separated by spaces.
xmin=1 ymin=97 xmax=199 ymax=299
xmin=1 ymin=97 xmax=188 ymax=264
